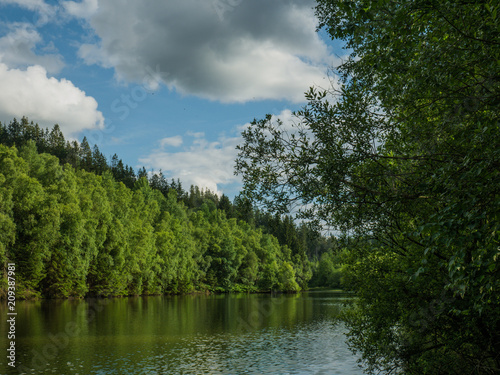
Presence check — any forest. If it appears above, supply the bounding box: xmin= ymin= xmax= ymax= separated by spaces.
xmin=3 ymin=0 xmax=498 ymax=373
xmin=0 ymin=117 xmax=342 ymax=299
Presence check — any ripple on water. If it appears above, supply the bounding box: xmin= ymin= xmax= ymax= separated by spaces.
xmin=140 ymin=319 xmax=363 ymax=375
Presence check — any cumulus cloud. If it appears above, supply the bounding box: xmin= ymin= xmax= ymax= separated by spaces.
xmin=0 ymin=23 xmax=64 ymax=74
xmin=0 ymin=63 xmax=104 ymax=137
xmin=67 ymin=0 xmax=337 ymax=103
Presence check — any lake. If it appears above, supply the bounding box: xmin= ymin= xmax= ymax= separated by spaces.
xmin=1 ymin=291 xmax=364 ymax=374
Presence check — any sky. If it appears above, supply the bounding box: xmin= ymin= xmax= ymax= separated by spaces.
xmin=0 ymin=0 xmax=346 ymax=198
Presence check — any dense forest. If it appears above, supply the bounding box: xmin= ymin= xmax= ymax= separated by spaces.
xmin=0 ymin=117 xmax=341 ymax=299
xmin=236 ymin=0 xmax=500 ymax=374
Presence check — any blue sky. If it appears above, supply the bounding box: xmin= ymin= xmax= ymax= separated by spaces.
xmin=0 ymin=0 xmax=345 ymax=198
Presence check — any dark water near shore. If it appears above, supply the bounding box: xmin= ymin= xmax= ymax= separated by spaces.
xmin=1 ymin=291 xmax=364 ymax=374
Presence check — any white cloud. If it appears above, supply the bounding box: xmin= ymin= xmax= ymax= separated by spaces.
xmin=69 ymin=0 xmax=338 ymax=103
xmin=0 ymin=23 xmax=64 ymax=74
xmin=0 ymin=63 xmax=104 ymax=137
xmin=160 ymin=135 xmax=183 ymax=148
xmin=62 ymin=0 xmax=98 ymax=19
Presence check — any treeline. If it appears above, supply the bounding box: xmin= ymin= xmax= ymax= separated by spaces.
xmin=0 ymin=118 xmax=333 ymax=298
xmin=0 ymin=118 xmax=330 ymax=261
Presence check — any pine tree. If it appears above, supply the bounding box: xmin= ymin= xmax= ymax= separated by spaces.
xmin=92 ymin=144 xmax=108 ymax=175
xmin=7 ymin=118 xmax=23 ymax=146
xmin=79 ymin=136 xmax=92 ymax=171
xmin=217 ymin=194 xmax=233 ymax=218
xmin=137 ymin=166 xmax=148 ymax=179
xmin=48 ymin=124 xmax=67 ymax=160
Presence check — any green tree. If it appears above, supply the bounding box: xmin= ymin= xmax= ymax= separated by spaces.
xmin=310 ymin=250 xmax=343 ymax=289
xmin=278 ymin=261 xmax=300 ymax=292
xmin=79 ymin=136 xmax=92 ymax=171
xmin=0 ymin=144 xmax=59 ymax=296
xmin=236 ymin=0 xmax=500 ymax=373
xmin=124 ymin=178 xmax=160 ymax=295
xmin=65 ymin=140 xmax=80 ymax=168
xmin=6 ymin=118 xmax=24 ymax=146
xmin=0 ymin=170 xmax=16 ymax=296
xmin=258 ymin=260 xmax=279 ymax=292
xmin=47 ymin=124 xmax=66 ymax=160
xmin=154 ymin=212 xmax=187 ymax=293
xmin=233 ymin=193 xmax=255 ymax=225
xmin=91 ymin=144 xmax=108 ymax=175
xmin=86 ymin=172 xmax=131 ymax=296
xmin=136 ymin=166 xmax=148 ymax=180
xmin=217 ymin=194 xmax=234 ymax=218
xmin=39 ymin=164 xmax=84 ymax=297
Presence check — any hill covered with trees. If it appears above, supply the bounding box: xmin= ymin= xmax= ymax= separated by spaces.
xmin=0 ymin=117 xmax=341 ymax=299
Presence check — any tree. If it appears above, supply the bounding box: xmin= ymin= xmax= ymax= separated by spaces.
xmin=278 ymin=261 xmax=300 ymax=292
xmin=310 ymin=250 xmax=343 ymax=289
xmin=123 ymin=165 xmax=137 ymax=189
xmin=149 ymin=169 xmax=168 ymax=196
xmin=6 ymin=118 xmax=23 ymax=146
xmin=65 ymin=140 xmax=80 ymax=168
xmin=185 ymin=185 xmax=202 ymax=209
xmin=217 ymin=194 xmax=233 ymax=218
xmin=169 ymin=178 xmax=185 ymax=201
xmin=0 ymin=122 xmax=7 ymax=145
xmin=91 ymin=144 xmax=108 ymax=175
xmin=233 ymin=193 xmax=254 ymax=225
xmin=86 ymin=172 xmax=131 ymax=296
xmin=48 ymin=124 xmax=66 ymax=160
xmin=79 ymin=136 xmax=92 ymax=171
xmin=0 ymin=169 xmax=16 ymax=290
xmin=0 ymin=144 xmax=59 ymax=296
xmin=236 ymin=1 xmax=500 ymax=373
xmin=41 ymin=165 xmax=87 ymax=298
xmin=153 ymin=212 xmax=193 ymax=293
xmin=136 ymin=166 xmax=147 ymax=179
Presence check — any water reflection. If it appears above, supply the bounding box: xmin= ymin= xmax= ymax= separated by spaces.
xmin=1 ymin=291 xmax=363 ymax=374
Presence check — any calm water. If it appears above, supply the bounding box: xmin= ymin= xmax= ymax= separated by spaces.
xmin=1 ymin=291 xmax=363 ymax=375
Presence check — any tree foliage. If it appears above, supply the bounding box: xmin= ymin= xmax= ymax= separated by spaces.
xmin=0 ymin=118 xmax=325 ymax=269
xmin=0 ymin=131 xmax=316 ymax=298
xmin=236 ymin=0 xmax=500 ymax=373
